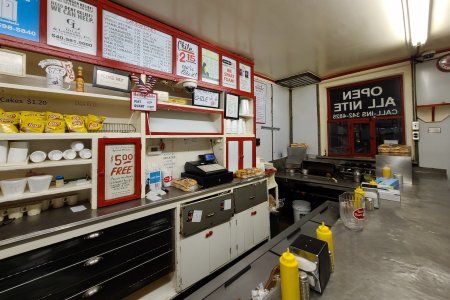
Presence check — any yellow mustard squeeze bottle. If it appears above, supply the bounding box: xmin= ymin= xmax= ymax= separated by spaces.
xmin=382 ymin=164 xmax=391 ymax=179
xmin=316 ymin=221 xmax=334 ymax=270
xmin=354 ymin=186 xmax=364 ymax=209
xmin=279 ymin=248 xmax=300 ymax=300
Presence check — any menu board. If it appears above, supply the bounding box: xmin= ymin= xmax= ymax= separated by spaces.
xmin=104 ymin=143 xmax=136 ymax=201
xmin=176 ymin=38 xmax=198 ymax=79
xmin=47 ymin=0 xmax=97 ymax=55
xmin=239 ymin=63 xmax=252 ymax=93
xmin=201 ymin=48 xmax=219 ymax=85
xmin=103 ymin=11 xmax=172 ymax=74
xmin=255 ymin=80 xmax=267 ymax=124
xmin=222 ymin=56 xmax=237 ymax=89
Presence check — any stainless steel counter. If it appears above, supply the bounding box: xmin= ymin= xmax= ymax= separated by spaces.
xmin=275 ymin=171 xmax=359 ymax=191
xmin=0 ymin=176 xmax=266 ymax=248
xmin=186 ymin=172 xmax=450 ymax=300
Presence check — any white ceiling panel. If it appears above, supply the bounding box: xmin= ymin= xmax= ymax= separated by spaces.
xmin=111 ymin=0 xmax=450 ymax=80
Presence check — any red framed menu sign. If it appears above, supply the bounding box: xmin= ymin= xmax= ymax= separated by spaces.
xmin=201 ymin=48 xmax=220 ymax=85
xmin=222 ymin=56 xmax=237 ymax=89
xmin=98 ymin=138 xmax=141 ymax=207
xmin=176 ymin=38 xmax=198 ymax=79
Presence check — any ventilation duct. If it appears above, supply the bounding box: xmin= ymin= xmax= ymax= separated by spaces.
xmin=275 ymin=71 xmax=321 ymax=88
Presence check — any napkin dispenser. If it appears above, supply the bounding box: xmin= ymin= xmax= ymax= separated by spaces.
xmin=289 ymin=234 xmax=331 ymax=294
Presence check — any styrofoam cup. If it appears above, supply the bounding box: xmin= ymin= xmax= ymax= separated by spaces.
xmin=0 ymin=141 xmax=8 ymax=164
xmin=70 ymin=141 xmax=85 ymax=151
xmin=30 ymin=151 xmax=47 ymax=163
xmin=63 ymin=149 xmax=76 ymax=160
xmin=79 ymin=149 xmax=92 ymax=159
xmin=48 ymin=150 xmax=63 ymax=161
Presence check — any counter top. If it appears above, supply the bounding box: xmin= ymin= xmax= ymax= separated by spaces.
xmin=0 ymin=176 xmax=266 ymax=249
xmin=275 ymin=171 xmax=359 ymax=190
xmin=186 ymin=173 xmax=450 ymax=300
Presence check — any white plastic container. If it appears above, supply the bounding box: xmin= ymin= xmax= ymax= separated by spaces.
xmin=27 ymin=175 xmax=53 ymax=193
xmin=7 ymin=142 xmax=29 ymax=164
xmin=0 ymin=178 xmax=27 ymax=197
xmin=292 ymin=200 xmax=311 ymax=222
xmin=30 ymin=151 xmax=47 ymax=163
xmin=0 ymin=141 xmax=8 ymax=164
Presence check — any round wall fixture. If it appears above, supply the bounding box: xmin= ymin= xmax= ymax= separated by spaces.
xmin=436 ymin=54 xmax=450 ymax=72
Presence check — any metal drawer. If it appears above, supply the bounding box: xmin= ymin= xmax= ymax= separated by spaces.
xmin=0 ymin=210 xmax=173 ymax=281
xmin=181 ymin=193 xmax=234 ymax=237
xmin=0 ymin=227 xmax=173 ymax=299
xmin=234 ymin=181 xmax=268 ymax=213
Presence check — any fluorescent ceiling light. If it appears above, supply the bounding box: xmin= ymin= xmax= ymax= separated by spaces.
xmin=407 ymin=0 xmax=430 ymax=46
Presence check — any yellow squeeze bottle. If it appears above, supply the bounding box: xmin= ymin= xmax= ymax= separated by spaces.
xmin=279 ymin=248 xmax=300 ymax=300
xmin=316 ymin=222 xmax=334 ymax=269
xmin=382 ymin=165 xmax=391 ymax=179
xmin=354 ymin=186 xmax=364 ymax=209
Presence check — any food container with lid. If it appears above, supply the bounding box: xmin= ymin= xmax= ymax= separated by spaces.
xmin=0 ymin=178 xmax=27 ymax=197
xmin=27 ymin=175 xmax=53 ymax=193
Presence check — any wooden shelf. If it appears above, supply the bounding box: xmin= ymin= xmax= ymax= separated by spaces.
xmin=0 ymin=182 xmax=92 ymax=203
xmin=0 ymin=159 xmax=92 ymax=171
xmin=146 ymin=134 xmax=223 ymax=139
xmin=0 ymin=82 xmax=129 ymax=103
xmin=225 ymin=134 xmax=255 ymax=138
xmin=157 ymin=102 xmax=223 ymax=113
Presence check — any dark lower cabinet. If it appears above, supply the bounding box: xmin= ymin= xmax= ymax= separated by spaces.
xmin=0 ymin=210 xmax=174 ymax=300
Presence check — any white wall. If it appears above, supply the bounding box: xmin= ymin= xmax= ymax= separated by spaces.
xmin=415 ymin=57 xmax=450 ymax=176
xmin=292 ymin=85 xmax=319 ymax=155
xmin=255 ymin=77 xmax=290 ymax=161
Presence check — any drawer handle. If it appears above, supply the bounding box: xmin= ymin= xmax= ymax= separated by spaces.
xmin=205 ymin=231 xmax=213 ymax=238
xmin=251 ymin=211 xmax=257 ymax=216
xmin=206 ymin=212 xmax=215 ymax=218
xmin=84 ymin=231 xmax=103 ymax=240
xmin=84 ymin=256 xmax=103 ymax=267
xmin=249 ymin=196 xmax=256 ymax=199
xmin=82 ymin=286 xmax=101 ymax=298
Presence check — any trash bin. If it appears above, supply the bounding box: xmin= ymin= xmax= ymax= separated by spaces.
xmin=292 ymin=200 xmax=311 ymax=222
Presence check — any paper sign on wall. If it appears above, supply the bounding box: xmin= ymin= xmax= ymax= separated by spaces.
xmin=0 ymin=0 xmax=39 ymax=42
xmin=222 ymin=56 xmax=237 ymax=89
xmin=131 ymin=91 xmax=157 ymax=112
xmin=104 ymin=144 xmax=135 ymax=201
xmin=47 ymin=0 xmax=97 ymax=55
xmin=176 ymin=38 xmax=198 ymax=79
xmin=255 ymin=80 xmax=267 ymax=124
xmin=201 ymin=48 xmax=219 ymax=85
xmin=239 ymin=63 xmax=252 ymax=93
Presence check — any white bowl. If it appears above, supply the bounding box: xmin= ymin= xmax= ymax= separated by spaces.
xmin=63 ymin=149 xmax=76 ymax=160
xmin=79 ymin=149 xmax=92 ymax=159
xmin=0 ymin=178 xmax=27 ymax=196
xmin=30 ymin=151 xmax=47 ymax=163
xmin=27 ymin=175 xmax=53 ymax=193
xmin=48 ymin=150 xmax=63 ymax=161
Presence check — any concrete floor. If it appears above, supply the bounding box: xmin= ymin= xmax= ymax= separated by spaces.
xmin=318 ymin=172 xmax=450 ymax=300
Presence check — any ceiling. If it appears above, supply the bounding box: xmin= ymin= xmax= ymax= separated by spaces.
xmin=111 ymin=0 xmax=450 ymax=80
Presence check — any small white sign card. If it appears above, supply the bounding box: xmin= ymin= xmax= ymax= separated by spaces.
xmin=201 ymin=48 xmax=220 ymax=85
xmin=254 ymin=80 xmax=267 ymax=124
xmin=222 ymin=56 xmax=237 ymax=89
xmin=131 ymin=92 xmax=157 ymax=112
xmin=192 ymin=88 xmax=220 ymax=109
xmin=224 ymin=93 xmax=240 ymax=119
xmin=239 ymin=63 xmax=252 ymax=93
xmin=176 ymin=38 xmax=199 ymax=79
xmin=47 ymin=0 xmax=97 ymax=55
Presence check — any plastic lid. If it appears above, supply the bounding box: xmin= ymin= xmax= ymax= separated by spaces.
xmin=55 ymin=175 xmax=64 ymax=180
xmin=354 ymin=186 xmax=364 ymax=195
xmin=279 ymin=248 xmax=298 ymax=267
xmin=317 ymin=221 xmax=331 ymax=233
xmin=369 ymin=180 xmax=378 ymax=187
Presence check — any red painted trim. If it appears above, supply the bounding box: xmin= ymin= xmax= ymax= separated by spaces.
xmin=322 ymin=58 xmax=410 ymax=81
xmin=432 ymin=107 xmax=435 ymax=122
xmin=40 ymin=0 xmax=47 ymax=43
xmin=97 ymin=138 xmax=141 ymax=207
xmin=254 ymin=73 xmax=276 ymax=84
xmin=416 ymin=103 xmax=450 ymax=108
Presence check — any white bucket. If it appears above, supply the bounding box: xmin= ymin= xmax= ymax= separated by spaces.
xmin=292 ymin=200 xmax=311 ymax=222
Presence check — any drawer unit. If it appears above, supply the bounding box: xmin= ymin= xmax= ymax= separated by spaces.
xmin=181 ymin=192 xmax=234 ymax=237
xmin=0 ymin=210 xmax=174 ymax=300
xmin=234 ymin=180 xmax=268 ymax=213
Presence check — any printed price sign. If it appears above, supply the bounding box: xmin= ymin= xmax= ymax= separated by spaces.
xmin=222 ymin=56 xmax=237 ymax=89
xmin=0 ymin=0 xmax=39 ymax=42
xmin=98 ymin=138 xmax=141 ymax=207
xmin=192 ymin=88 xmax=220 ymax=109
xmin=131 ymin=91 xmax=157 ymax=112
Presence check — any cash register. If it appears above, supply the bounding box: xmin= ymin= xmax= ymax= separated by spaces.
xmin=182 ymin=153 xmax=233 ymax=188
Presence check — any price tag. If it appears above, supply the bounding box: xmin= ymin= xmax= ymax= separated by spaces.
xmin=130 ymin=91 xmax=157 ymax=112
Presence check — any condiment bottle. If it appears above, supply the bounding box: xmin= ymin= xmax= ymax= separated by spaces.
xmin=76 ymin=66 xmax=84 ymax=92
xmin=382 ymin=164 xmax=391 ymax=179
xmin=55 ymin=175 xmax=64 ymax=188
xmin=279 ymin=248 xmax=300 ymax=300
xmin=354 ymin=186 xmax=364 ymax=209
xmin=316 ymin=221 xmax=334 ymax=270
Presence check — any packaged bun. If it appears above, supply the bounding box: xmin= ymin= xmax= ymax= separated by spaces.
xmin=86 ymin=114 xmax=106 ymax=132
xmin=64 ymin=114 xmax=87 ymax=133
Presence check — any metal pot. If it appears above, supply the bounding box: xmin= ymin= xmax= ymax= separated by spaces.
xmin=353 ymin=169 xmax=361 ymax=183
